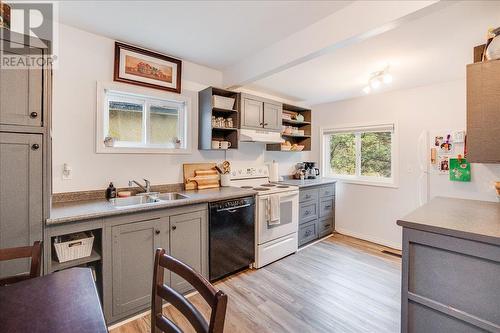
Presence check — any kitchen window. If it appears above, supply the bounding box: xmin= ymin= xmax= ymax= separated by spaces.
xmin=96 ymin=83 xmax=190 ymax=153
xmin=321 ymin=123 xmax=397 ymax=187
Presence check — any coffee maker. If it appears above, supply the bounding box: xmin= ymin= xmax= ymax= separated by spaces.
xmin=304 ymin=162 xmax=320 ymax=179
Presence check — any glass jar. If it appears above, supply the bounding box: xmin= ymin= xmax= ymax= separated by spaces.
xmin=226 ymin=118 xmax=233 ymax=128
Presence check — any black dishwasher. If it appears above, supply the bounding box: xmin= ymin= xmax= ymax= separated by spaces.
xmin=209 ymin=196 xmax=255 ymax=281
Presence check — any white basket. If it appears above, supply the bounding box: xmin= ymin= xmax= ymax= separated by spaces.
xmin=54 ymin=232 xmax=94 ymax=263
xmin=212 ymin=95 xmax=235 ymax=110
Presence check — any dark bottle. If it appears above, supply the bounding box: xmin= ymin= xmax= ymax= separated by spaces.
xmin=105 ymin=182 xmax=117 ymax=200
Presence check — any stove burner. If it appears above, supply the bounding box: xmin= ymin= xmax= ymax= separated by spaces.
xmin=253 ymin=187 xmax=270 ymax=191
xmin=277 ymin=185 xmax=289 ymax=188
xmin=240 ymin=186 xmax=253 ymax=189
xmin=260 ymin=184 xmax=276 ymax=187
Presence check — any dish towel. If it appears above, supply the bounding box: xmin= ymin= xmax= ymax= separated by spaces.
xmin=268 ymin=194 xmax=281 ymax=225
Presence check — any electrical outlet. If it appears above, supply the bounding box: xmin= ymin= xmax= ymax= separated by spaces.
xmin=62 ymin=163 xmax=72 ymax=180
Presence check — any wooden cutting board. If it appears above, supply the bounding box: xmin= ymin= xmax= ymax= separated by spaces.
xmin=183 ymin=163 xmax=218 ymax=190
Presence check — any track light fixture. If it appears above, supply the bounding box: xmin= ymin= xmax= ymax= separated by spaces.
xmin=363 ymin=66 xmax=392 ymax=94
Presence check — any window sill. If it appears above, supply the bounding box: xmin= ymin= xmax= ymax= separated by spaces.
xmin=324 ymin=176 xmax=399 ymax=189
xmin=96 ymin=146 xmax=192 ymax=155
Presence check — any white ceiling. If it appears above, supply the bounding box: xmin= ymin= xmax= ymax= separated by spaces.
xmin=248 ymin=1 xmax=500 ymax=105
xmin=58 ymin=0 xmax=351 ymax=70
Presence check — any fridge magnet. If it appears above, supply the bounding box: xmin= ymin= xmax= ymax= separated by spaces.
xmin=449 ymin=157 xmax=471 ymax=182
xmin=439 ymin=134 xmax=453 ymax=154
xmin=439 ymin=156 xmax=449 ymax=173
xmin=434 ymin=136 xmax=443 ymax=147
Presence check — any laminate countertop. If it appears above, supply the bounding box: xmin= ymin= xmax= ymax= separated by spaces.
xmin=47 ymin=187 xmax=256 ymax=225
xmin=275 ymin=178 xmax=337 ymax=188
xmin=397 ymin=197 xmax=500 ymax=246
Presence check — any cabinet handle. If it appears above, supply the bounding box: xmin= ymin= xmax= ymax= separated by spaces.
xmin=264 ymin=123 xmax=268 ymax=126
xmin=325 ymin=205 xmax=332 ymax=209
xmin=305 ymin=195 xmax=311 ymax=199
xmin=30 ymin=112 xmax=38 ymax=118
xmin=155 ymin=229 xmax=160 ymax=235
xmin=304 ymin=210 xmax=310 ymax=216
xmin=172 ymin=225 xmax=177 ymax=231
xmin=31 ymin=144 xmax=40 ymax=150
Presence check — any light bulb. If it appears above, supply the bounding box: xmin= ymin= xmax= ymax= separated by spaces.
xmin=370 ymin=78 xmax=381 ymax=89
xmin=383 ymin=73 xmax=393 ymax=84
xmin=363 ymin=86 xmax=371 ymax=94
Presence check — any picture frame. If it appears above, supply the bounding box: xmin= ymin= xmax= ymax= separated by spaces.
xmin=114 ymin=42 xmax=182 ymax=94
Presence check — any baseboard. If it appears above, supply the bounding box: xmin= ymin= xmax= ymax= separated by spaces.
xmin=334 ymin=227 xmax=401 ymax=250
xmin=297 ymin=234 xmax=334 ymax=251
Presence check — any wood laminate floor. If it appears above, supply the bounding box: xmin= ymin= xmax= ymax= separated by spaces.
xmin=110 ymin=234 xmax=401 ymax=333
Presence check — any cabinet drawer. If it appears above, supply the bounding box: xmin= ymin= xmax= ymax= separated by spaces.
xmin=318 ymin=217 xmax=333 ymax=238
xmin=319 ymin=184 xmax=335 ymax=198
xmin=319 ymin=197 xmax=334 ymax=218
xmin=298 ymin=221 xmax=318 ymax=247
xmin=299 ymin=201 xmax=318 ymax=224
xmin=299 ymin=188 xmax=318 ymax=202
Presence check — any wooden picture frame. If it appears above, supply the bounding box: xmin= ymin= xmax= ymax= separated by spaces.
xmin=114 ymin=42 xmax=182 ymax=93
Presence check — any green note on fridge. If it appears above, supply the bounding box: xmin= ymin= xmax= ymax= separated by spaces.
xmin=449 ymin=158 xmax=471 ymax=182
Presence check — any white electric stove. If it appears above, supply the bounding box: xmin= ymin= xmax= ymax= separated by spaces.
xmin=230 ymin=166 xmax=299 ymax=268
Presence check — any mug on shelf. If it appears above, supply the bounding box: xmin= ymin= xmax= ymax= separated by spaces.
xmin=220 ymin=141 xmax=231 ymax=149
xmin=211 ymin=140 xmax=220 ymax=149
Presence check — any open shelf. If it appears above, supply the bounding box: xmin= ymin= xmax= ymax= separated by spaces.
xmin=282 ymin=119 xmax=311 ymax=126
xmin=268 ymin=103 xmax=312 ymax=152
xmin=212 ymin=107 xmax=238 ymax=113
xmin=212 ymin=127 xmax=238 ymax=131
xmin=282 ymin=133 xmax=311 ymax=138
xmin=50 ymin=249 xmax=102 ymax=272
xmin=199 ymin=87 xmax=240 ymax=150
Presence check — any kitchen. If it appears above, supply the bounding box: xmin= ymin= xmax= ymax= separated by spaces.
xmin=0 ymin=1 xmax=499 ymax=333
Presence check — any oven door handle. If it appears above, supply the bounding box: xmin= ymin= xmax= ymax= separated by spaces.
xmin=216 ymin=203 xmax=251 ymax=212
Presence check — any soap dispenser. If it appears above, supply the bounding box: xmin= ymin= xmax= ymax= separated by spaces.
xmin=106 ymin=182 xmax=117 ymax=200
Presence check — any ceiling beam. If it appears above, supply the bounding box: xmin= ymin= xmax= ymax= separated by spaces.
xmin=223 ymin=0 xmax=446 ymax=89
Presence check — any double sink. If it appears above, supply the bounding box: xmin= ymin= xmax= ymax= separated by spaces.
xmin=109 ymin=192 xmax=188 ymax=208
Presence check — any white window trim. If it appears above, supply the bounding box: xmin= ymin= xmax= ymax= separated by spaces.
xmin=96 ymin=82 xmax=192 ymax=154
xmin=320 ymin=121 xmax=399 ymax=188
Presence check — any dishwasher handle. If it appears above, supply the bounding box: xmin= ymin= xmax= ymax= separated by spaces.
xmin=216 ymin=203 xmax=251 ymax=212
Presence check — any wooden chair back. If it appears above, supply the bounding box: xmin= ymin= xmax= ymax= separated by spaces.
xmin=151 ymin=249 xmax=228 ymax=333
xmin=0 ymin=241 xmax=42 ymax=286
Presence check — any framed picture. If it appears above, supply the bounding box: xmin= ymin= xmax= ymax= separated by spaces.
xmin=114 ymin=42 xmax=182 ymax=93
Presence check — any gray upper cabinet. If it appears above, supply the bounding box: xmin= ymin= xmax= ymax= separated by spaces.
xmin=263 ymin=102 xmax=282 ymax=131
xmin=169 ymin=210 xmax=208 ymax=294
xmin=241 ymin=94 xmax=282 ymax=132
xmin=111 ymin=217 xmax=169 ymax=318
xmin=0 ymin=47 xmax=43 ymax=127
xmin=0 ymin=132 xmax=43 ymax=278
xmin=242 ymin=97 xmax=264 ymax=129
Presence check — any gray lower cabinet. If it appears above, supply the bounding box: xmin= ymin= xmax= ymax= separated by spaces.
xmin=110 ymin=217 xmax=169 ymax=319
xmin=0 ymin=132 xmax=43 ymax=278
xmin=0 ymin=47 xmax=43 ymax=127
xmin=104 ymin=205 xmax=208 ymax=323
xmin=298 ymin=184 xmax=335 ymax=247
xmin=400 ymin=227 xmax=500 ymax=333
xmin=169 ymin=210 xmax=208 ymax=294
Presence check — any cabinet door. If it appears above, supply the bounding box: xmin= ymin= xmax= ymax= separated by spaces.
xmin=170 ymin=210 xmax=208 ymax=294
xmin=111 ymin=217 xmax=168 ymax=317
xmin=0 ymin=46 xmax=43 ymax=127
xmin=0 ymin=133 xmax=43 ymax=278
xmin=242 ymin=98 xmax=264 ymax=129
xmin=466 ymin=61 xmax=500 ymax=163
xmin=263 ymin=102 xmax=282 ymax=131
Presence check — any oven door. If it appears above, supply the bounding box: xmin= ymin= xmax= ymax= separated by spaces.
xmin=257 ymin=190 xmax=299 ymax=244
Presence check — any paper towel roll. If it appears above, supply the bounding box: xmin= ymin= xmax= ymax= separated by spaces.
xmin=269 ymin=160 xmax=279 ymax=182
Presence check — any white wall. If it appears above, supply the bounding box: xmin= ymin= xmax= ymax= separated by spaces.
xmin=52 ymin=24 xmax=308 ymax=193
xmin=312 ymin=80 xmax=500 ymax=249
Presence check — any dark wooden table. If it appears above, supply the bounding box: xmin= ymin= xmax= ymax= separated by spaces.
xmin=0 ymin=267 xmax=108 ymax=333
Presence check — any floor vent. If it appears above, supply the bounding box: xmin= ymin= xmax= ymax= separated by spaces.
xmin=381 ymin=250 xmax=402 ymax=258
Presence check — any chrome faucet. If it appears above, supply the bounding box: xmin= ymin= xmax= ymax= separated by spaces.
xmin=128 ymin=179 xmax=151 ymax=194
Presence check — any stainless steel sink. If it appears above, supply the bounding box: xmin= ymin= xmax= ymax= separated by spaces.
xmin=158 ymin=192 xmax=188 ymax=200
xmin=109 ymin=192 xmax=187 ymax=208
xmin=109 ymin=195 xmax=161 ymax=207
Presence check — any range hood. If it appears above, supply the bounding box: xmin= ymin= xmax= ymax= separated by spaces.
xmin=239 ymin=129 xmax=284 ymax=144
